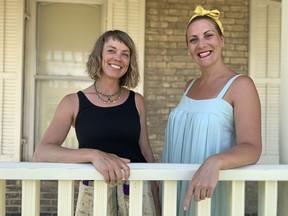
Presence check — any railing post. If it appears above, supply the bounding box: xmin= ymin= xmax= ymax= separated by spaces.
xmin=278 ymin=182 xmax=288 ymax=216
xmin=0 ymin=180 xmax=6 ymax=216
xmin=228 ymin=181 xmax=245 ymax=216
xmin=22 ymin=180 xmax=40 ymax=216
xmin=258 ymin=181 xmax=277 ymax=216
xmin=58 ymin=180 xmax=74 ymax=216
xmin=129 ymin=180 xmax=143 ymax=215
xmin=162 ymin=180 xmax=177 ymax=216
xmin=196 ymin=198 xmax=211 ymax=216
xmin=93 ymin=181 xmax=108 ymax=216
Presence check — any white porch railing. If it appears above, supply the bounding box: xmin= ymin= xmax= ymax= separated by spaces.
xmin=0 ymin=162 xmax=288 ymax=216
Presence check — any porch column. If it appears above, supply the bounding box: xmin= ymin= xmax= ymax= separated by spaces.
xmin=278 ymin=1 xmax=288 ymax=215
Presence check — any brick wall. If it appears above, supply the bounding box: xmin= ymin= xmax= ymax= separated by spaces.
xmin=6 ymin=180 xmax=21 ymax=213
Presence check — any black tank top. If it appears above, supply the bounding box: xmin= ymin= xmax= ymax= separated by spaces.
xmin=75 ymin=91 xmax=147 ymax=163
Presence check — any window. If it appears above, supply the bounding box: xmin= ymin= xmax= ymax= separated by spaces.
xmin=35 ymin=3 xmax=102 ymax=150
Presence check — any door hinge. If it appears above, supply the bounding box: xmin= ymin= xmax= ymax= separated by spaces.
xmin=24 ymin=13 xmax=30 ymax=21
xmin=21 ymin=138 xmax=27 ymax=145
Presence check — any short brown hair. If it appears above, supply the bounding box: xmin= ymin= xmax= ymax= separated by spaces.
xmin=86 ymin=30 xmax=139 ymax=88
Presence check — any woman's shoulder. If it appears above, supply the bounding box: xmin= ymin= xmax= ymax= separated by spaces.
xmin=184 ymin=79 xmax=195 ymax=92
xmin=54 ymin=93 xmax=79 ymax=116
xmin=133 ymin=91 xmax=145 ymax=105
xmin=133 ymin=90 xmax=143 ymax=99
xmin=61 ymin=92 xmax=79 ymax=104
xmin=132 ymin=91 xmax=146 ymax=115
xmin=231 ymin=74 xmax=257 ymax=90
xmin=229 ymin=74 xmax=259 ymax=101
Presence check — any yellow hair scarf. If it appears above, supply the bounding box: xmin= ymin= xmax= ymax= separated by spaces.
xmin=188 ymin=5 xmax=224 ymax=34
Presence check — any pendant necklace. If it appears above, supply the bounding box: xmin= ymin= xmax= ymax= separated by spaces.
xmin=94 ymin=81 xmax=122 ymax=104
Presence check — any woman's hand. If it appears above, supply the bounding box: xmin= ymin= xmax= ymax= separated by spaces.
xmin=183 ymin=158 xmax=220 ymax=211
xmin=90 ymin=150 xmax=130 ymax=185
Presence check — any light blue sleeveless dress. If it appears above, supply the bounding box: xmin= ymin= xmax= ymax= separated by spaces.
xmin=162 ymin=75 xmax=241 ymax=216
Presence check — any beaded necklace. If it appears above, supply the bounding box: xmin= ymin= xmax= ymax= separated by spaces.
xmin=94 ymin=81 xmax=122 ymax=104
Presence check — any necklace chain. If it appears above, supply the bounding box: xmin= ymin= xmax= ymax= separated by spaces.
xmin=94 ymin=81 xmax=122 ymax=104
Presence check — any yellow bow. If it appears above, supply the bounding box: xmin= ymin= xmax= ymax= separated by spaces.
xmin=188 ymin=5 xmax=224 ymax=34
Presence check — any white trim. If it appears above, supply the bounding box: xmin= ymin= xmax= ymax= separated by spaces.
xmin=22 ymin=0 xmax=37 ymax=162
xmin=106 ymin=0 xmax=113 ymax=29
xmin=15 ymin=0 xmax=25 ymax=161
xmin=136 ymin=0 xmax=145 ymax=95
xmin=280 ymin=0 xmax=288 ymax=164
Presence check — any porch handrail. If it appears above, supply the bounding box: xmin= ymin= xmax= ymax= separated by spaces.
xmin=0 ymin=162 xmax=288 ymax=216
xmin=1 ymin=162 xmax=288 ymax=180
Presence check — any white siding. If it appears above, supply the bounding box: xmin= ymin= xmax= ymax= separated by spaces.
xmin=249 ymin=0 xmax=281 ymax=163
xmin=0 ymin=0 xmax=24 ymax=161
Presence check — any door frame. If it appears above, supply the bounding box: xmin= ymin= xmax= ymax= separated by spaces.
xmin=23 ymin=0 xmax=107 ymax=161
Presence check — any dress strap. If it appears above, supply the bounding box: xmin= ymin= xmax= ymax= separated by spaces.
xmin=184 ymin=79 xmax=197 ymax=95
xmin=217 ymin=74 xmax=242 ymax=98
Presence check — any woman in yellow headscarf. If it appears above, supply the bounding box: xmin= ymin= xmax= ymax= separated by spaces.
xmin=162 ymin=5 xmax=262 ymax=216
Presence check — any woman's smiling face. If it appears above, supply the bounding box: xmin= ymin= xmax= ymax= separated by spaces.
xmin=101 ymin=38 xmax=131 ymax=79
xmin=186 ymin=18 xmax=224 ymax=68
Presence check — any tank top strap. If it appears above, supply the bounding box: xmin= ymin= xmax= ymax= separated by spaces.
xmin=127 ymin=90 xmax=135 ymax=104
xmin=184 ymin=79 xmax=197 ymax=95
xmin=77 ymin=91 xmax=92 ymax=110
xmin=217 ymin=74 xmax=242 ymax=98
